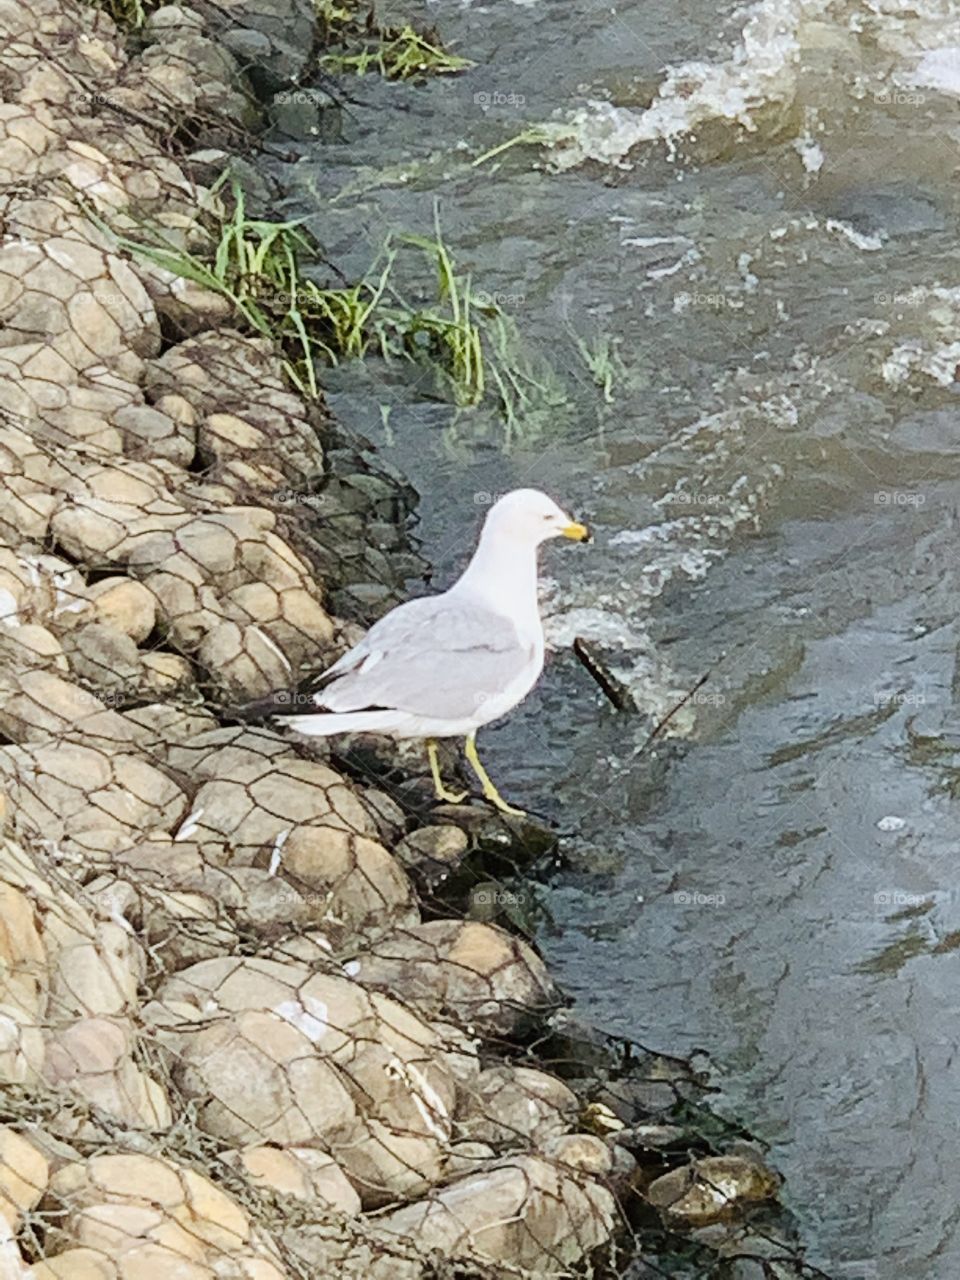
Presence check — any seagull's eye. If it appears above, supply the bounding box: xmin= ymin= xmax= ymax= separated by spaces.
xmin=542 ymin=514 xmax=553 ymax=521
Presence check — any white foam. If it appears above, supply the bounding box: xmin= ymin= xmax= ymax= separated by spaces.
xmin=544 ymin=0 xmax=831 ymax=169
xmin=907 ymin=46 xmax=960 ymax=95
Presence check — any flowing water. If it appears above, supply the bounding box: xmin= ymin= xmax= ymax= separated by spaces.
xmin=273 ymin=2 xmax=960 ymax=1273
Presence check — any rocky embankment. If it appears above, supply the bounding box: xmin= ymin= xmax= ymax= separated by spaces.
xmin=0 ymin=0 xmax=785 ymax=1276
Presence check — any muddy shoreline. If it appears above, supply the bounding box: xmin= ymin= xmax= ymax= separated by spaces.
xmin=0 ymin=1 xmax=811 ymax=1275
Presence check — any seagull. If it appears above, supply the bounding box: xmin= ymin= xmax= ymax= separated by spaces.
xmin=268 ymin=489 xmax=589 ymax=815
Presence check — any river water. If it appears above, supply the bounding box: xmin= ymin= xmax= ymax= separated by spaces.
xmin=274 ymin=2 xmax=960 ymax=1274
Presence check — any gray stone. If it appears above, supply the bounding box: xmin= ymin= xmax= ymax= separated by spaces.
xmin=143 ymin=4 xmax=206 ymax=36
xmin=188 ymin=0 xmax=318 ymax=89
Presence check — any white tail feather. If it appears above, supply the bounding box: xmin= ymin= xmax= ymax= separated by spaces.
xmin=283 ymin=711 xmax=406 ymax=737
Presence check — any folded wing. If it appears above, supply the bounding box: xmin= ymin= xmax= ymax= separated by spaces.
xmin=295 ymin=594 xmax=531 ymax=723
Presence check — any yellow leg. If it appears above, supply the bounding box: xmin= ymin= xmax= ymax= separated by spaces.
xmin=464 ymin=731 xmax=525 ymax=817
xmin=426 ymin=739 xmax=467 ymax=804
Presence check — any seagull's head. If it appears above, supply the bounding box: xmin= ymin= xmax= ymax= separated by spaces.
xmin=484 ymin=488 xmax=589 ymax=547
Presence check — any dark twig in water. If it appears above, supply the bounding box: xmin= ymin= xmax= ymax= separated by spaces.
xmin=636 ymin=669 xmax=713 ymax=756
xmin=573 ymin=637 xmax=637 ymax=711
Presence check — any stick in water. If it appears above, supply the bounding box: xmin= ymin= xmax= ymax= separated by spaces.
xmin=636 ymin=670 xmax=713 ymax=757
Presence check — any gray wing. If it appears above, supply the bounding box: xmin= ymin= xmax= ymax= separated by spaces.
xmin=310 ymin=594 xmax=532 ymax=721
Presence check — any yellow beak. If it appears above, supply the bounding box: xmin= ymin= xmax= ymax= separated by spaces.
xmin=562 ymin=521 xmax=590 ymax=542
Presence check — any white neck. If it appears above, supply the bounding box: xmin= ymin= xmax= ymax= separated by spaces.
xmin=451 ymin=525 xmax=542 ymax=635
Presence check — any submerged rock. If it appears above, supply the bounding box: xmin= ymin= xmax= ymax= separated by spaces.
xmin=646 ymin=1153 xmax=780 ymax=1226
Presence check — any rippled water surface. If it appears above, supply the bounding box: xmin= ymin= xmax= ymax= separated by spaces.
xmin=274 ymin=2 xmax=960 ymax=1273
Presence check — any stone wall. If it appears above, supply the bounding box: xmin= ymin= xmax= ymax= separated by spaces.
xmin=0 ymin=0 xmax=629 ymax=1275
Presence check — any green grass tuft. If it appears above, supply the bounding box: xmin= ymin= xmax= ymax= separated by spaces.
xmin=103 ymin=183 xmax=558 ymax=438
xmin=316 ymin=0 xmax=471 ymax=81
xmin=321 ymin=26 xmax=472 ymax=80
xmin=86 ymin=0 xmax=148 ymax=27
xmin=571 ymin=330 xmax=624 ymax=404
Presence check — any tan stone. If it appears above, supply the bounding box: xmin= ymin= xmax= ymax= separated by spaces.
xmin=197 ymin=619 xmax=291 ymax=699
xmin=114 ymin=403 xmax=195 ymax=468
xmin=139 ymin=651 xmax=193 ymax=693
xmin=32 ymin=1248 xmax=119 ymax=1279
xmin=456 ymin=1065 xmax=577 ymax=1149
xmin=0 ymin=882 xmax=46 ymax=1019
xmin=151 ymin=959 xmax=457 ymax=1204
xmin=173 ymin=1011 xmax=359 ymax=1147
xmin=542 ymin=1132 xmax=613 ymax=1175
xmin=0 ymin=1003 xmax=45 ymax=1084
xmin=0 ymin=669 xmax=131 ymax=744
xmin=47 ymin=1157 xmax=277 ymax=1274
xmin=646 ymin=1154 xmax=780 ymax=1225
xmin=0 ymin=741 xmax=187 ymax=849
xmin=0 ymin=1126 xmax=48 ymax=1228
xmin=240 ymin=1146 xmax=361 ymax=1214
xmin=353 ymin=920 xmax=558 ymax=1036
xmin=0 ymin=624 xmax=67 ymax=672
xmin=62 ymin=623 xmax=141 ymax=693
xmin=44 ymin=1018 xmax=171 ymax=1131
xmin=85 ymin=578 xmax=156 ymax=643
xmin=378 ymin=1154 xmax=617 ymax=1271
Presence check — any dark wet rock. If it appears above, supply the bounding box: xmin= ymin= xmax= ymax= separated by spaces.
xmin=395 ymin=824 xmax=470 ymax=888
xmin=825 ymin=186 xmax=945 ymax=238
xmin=133 ymin=29 xmax=258 ymax=130
xmin=268 ymin=88 xmax=329 ymax=141
xmin=188 ymin=0 xmax=318 ymax=91
xmin=616 ymin=1122 xmax=688 ymax=1151
xmin=433 ymin=802 xmax=558 ymax=862
xmin=722 ymin=1228 xmax=806 ymax=1280
xmin=187 ymin=152 xmax=281 ymax=211
xmin=358 ymin=786 xmax=408 ymax=846
xmin=558 ymin=834 xmax=627 ymax=875
xmin=222 ymin=26 xmax=274 ymax=69
xmin=333 ymin=581 xmax=397 ymax=615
